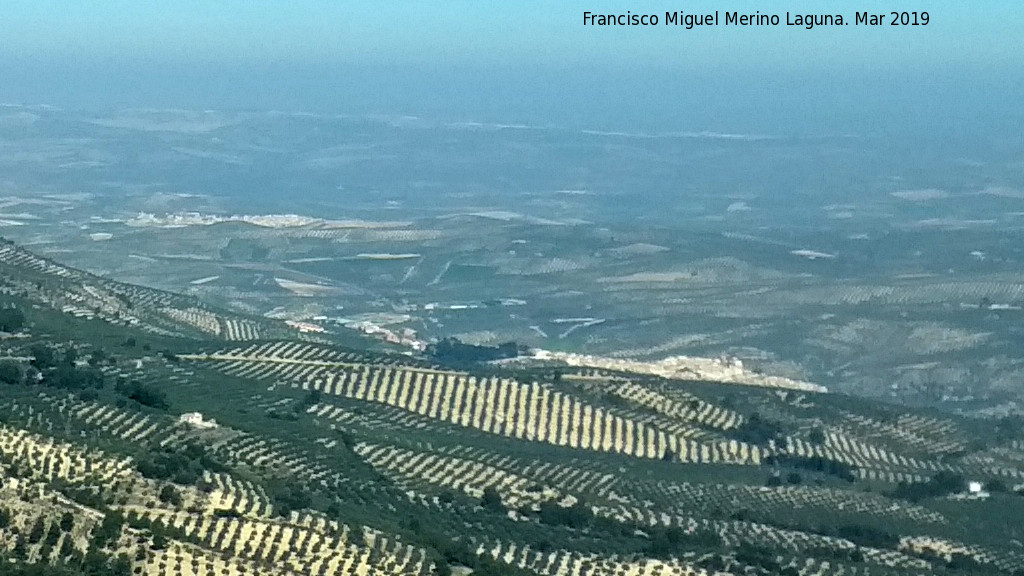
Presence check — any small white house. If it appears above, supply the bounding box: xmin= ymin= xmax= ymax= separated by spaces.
xmin=968 ymin=481 xmax=984 ymax=494
xmin=179 ymin=412 xmax=218 ymax=430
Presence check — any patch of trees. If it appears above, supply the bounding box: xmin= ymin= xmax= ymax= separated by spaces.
xmin=646 ymin=525 xmax=723 ymax=558
xmin=266 ymin=478 xmax=313 ymax=517
xmin=212 ymin=508 xmax=242 ymax=518
xmin=220 ymin=238 xmax=270 ymax=262
xmin=733 ymin=413 xmax=788 ymax=446
xmin=28 ymin=518 xmax=45 ymax=544
xmin=997 ymin=416 xmax=1024 ymax=443
xmin=336 ymin=429 xmax=357 ymax=450
xmin=158 ymin=484 xmax=182 ymax=506
xmin=124 ymin=515 xmax=187 ymax=554
xmin=526 ymin=498 xmax=721 ymax=559
xmin=945 ymin=552 xmax=994 ymax=572
xmin=300 ymin=388 xmax=322 ymax=408
xmin=77 ymin=389 xmax=99 ymax=402
xmin=0 ymin=306 xmax=25 ymax=332
xmin=985 ymin=478 xmax=1009 ymax=493
xmin=765 ymin=454 xmax=857 ymax=483
xmin=415 ymin=529 xmax=535 ymax=576
xmin=479 ymin=486 xmax=505 ymax=513
xmin=834 ymin=524 xmax=899 ymax=549
xmin=428 ymin=338 xmax=525 ymax=367
xmin=808 ymin=427 xmax=826 ymax=444
xmin=136 ymin=443 xmax=222 ymax=485
xmin=0 ymin=558 xmax=131 ymax=576
xmin=30 ymin=344 xmax=57 ymax=369
xmin=89 ymin=511 xmax=124 ymax=549
xmin=114 ymin=379 xmax=169 ymax=410
xmin=0 ymin=360 xmax=22 ymax=385
xmin=913 ymin=548 xmax=1009 ymax=574
xmin=733 ymin=542 xmax=784 ymax=573
xmin=22 ymin=346 xmax=107 ymax=391
xmin=87 ymin=349 xmax=110 ymax=367
xmin=537 ymin=499 xmax=592 ymax=529
xmin=266 ymin=407 xmax=299 ymax=421
xmin=801 ymin=544 xmax=865 ymax=564
xmin=892 ymin=471 xmax=965 ymax=502
xmin=63 ymin=486 xmax=107 ymax=510
xmin=45 ymin=365 xmax=104 ymax=390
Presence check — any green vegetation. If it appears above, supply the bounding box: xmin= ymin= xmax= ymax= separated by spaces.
xmin=646 ymin=525 xmax=723 ymax=558
xmin=0 ymin=360 xmax=22 ymax=384
xmin=428 ymin=337 xmax=524 ymax=367
xmin=1 ymin=238 xmax=1024 ymax=576
xmin=136 ymin=443 xmax=222 ymax=484
xmin=767 ymin=454 xmax=858 ymax=482
xmin=44 ymin=365 xmax=104 ymax=390
xmin=732 ymin=412 xmax=787 ymax=446
xmin=114 ymin=378 xmax=169 ymax=410
xmin=835 ymin=524 xmax=899 ymax=549
xmin=479 ymin=486 xmax=505 ymax=513
xmin=266 ymin=477 xmax=314 ymax=517
xmin=0 ymin=305 xmax=25 ymax=332
xmin=893 ymin=471 xmax=967 ymax=502
xmin=0 ymin=560 xmax=131 ymax=576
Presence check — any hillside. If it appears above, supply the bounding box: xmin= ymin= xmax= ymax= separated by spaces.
xmin=2 ymin=239 xmax=1024 ymax=576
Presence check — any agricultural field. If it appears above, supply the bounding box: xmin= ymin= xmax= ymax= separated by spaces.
xmin=1 ymin=239 xmax=1024 ymax=575
xmin=2 ymin=107 xmax=1024 ymax=416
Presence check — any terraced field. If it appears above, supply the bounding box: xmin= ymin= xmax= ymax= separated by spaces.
xmin=0 ymin=240 xmax=287 ymax=342
xmin=2 ymin=238 xmax=1024 ymax=576
xmin=183 ymin=344 xmax=762 ymax=465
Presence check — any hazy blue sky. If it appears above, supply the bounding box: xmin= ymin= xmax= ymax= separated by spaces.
xmin=2 ymin=1 xmax=1022 ymax=131
xmin=4 ymin=1 xmax=1022 ymax=68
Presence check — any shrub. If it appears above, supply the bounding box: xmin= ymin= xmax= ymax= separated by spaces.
xmin=30 ymin=344 xmax=56 ymax=369
xmin=985 ymin=478 xmax=1008 ymax=493
xmin=77 ymin=389 xmax=100 ymax=402
xmin=159 ymin=485 xmax=182 ymax=506
xmin=893 ymin=471 xmax=966 ymax=502
xmin=0 ymin=306 xmax=25 ymax=332
xmin=480 ymin=486 xmax=505 ymax=513
xmin=213 ymin=509 xmax=242 ymax=518
xmin=647 ymin=525 xmax=723 ymax=557
xmin=136 ymin=444 xmax=221 ymax=485
xmin=115 ymin=380 xmax=169 ymax=410
xmin=538 ymin=499 xmax=591 ymax=529
xmin=835 ymin=524 xmax=899 ymax=549
xmin=267 ymin=479 xmax=313 ymax=517
xmin=767 ymin=454 xmax=857 ymax=482
xmin=734 ymin=413 xmax=787 ymax=446
xmin=735 ymin=542 xmax=781 ymax=573
xmin=45 ymin=365 xmax=104 ymax=390
xmin=0 ymin=361 xmax=21 ymax=385
xmin=428 ymin=338 xmax=523 ymax=367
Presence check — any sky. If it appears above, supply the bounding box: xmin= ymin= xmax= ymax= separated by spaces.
xmin=1 ymin=1 xmax=1022 ymax=130
xmin=4 ymin=0 xmax=1022 ymax=68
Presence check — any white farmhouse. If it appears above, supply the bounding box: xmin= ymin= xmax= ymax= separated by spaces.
xmin=179 ymin=412 xmax=218 ymax=429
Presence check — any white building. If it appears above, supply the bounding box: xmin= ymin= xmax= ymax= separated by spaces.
xmin=179 ymin=412 xmax=218 ymax=429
